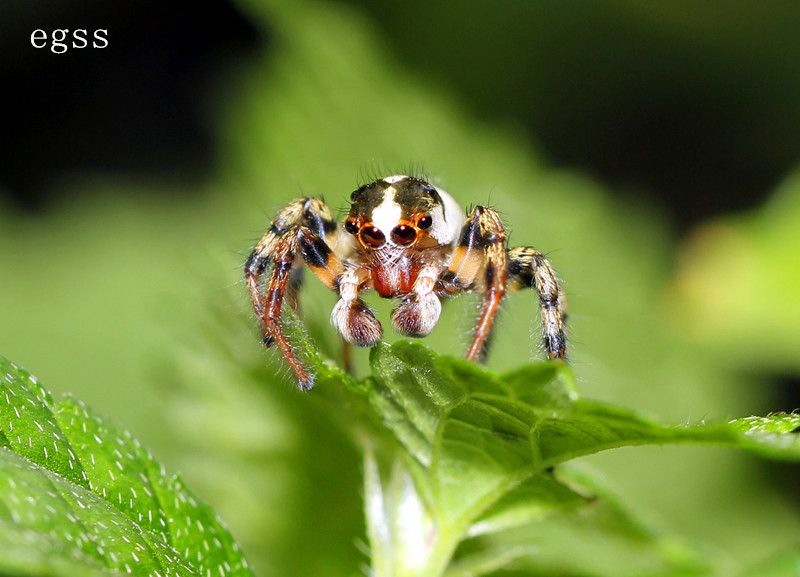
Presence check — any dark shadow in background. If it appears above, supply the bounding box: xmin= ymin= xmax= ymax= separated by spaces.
xmin=5 ymin=0 xmax=800 ymax=228
xmin=0 ymin=0 xmax=261 ymax=210
xmin=342 ymin=0 xmax=800 ymax=232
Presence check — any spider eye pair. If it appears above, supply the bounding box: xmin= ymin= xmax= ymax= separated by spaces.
xmin=359 ymin=225 xmax=412 ymax=248
xmin=344 ymin=215 xmax=432 ymax=247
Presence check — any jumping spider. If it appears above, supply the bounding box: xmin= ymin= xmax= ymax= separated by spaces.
xmin=245 ymin=175 xmax=567 ymax=390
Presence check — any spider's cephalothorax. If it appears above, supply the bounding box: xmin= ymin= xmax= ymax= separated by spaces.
xmin=245 ymin=175 xmax=567 ymax=390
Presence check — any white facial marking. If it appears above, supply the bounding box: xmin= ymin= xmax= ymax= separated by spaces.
xmin=382 ymin=174 xmax=408 ymax=184
xmin=429 ymin=186 xmax=464 ymax=244
xmin=371 ymin=187 xmax=402 ymax=238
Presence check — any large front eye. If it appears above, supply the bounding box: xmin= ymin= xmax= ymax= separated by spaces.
xmin=360 ymin=226 xmax=386 ymax=247
xmin=391 ymin=224 xmax=416 ymax=245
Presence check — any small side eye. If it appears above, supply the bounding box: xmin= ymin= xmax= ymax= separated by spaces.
xmin=344 ymin=219 xmax=359 ymax=234
xmin=418 ymin=215 xmax=433 ymax=229
xmin=391 ymin=225 xmax=417 ymax=245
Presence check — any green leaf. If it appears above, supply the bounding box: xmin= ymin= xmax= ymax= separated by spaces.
xmin=536 ymin=401 xmax=800 ymax=466
xmin=670 ymin=169 xmax=800 ymax=371
xmin=0 ymin=355 xmax=253 ymax=577
xmin=363 ymin=341 xmax=800 ymax=577
xmin=467 ymin=473 xmax=588 ymax=537
xmin=467 ymin=464 xmax=714 ymax=577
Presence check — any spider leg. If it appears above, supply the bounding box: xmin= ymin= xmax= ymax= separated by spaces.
xmin=507 ymin=247 xmax=567 ymax=360
xmin=286 ymin=267 xmax=303 ymax=317
xmin=331 ymin=266 xmax=382 ymax=347
xmin=438 ymin=206 xmax=508 ymax=362
xmin=245 ymin=198 xmax=343 ymax=390
xmin=392 ymin=267 xmax=442 ymax=338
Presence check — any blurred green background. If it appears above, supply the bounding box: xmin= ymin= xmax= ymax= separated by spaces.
xmin=2 ymin=0 xmax=800 ymax=575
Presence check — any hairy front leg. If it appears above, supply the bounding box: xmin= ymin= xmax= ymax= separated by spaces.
xmin=392 ymin=267 xmax=442 ymax=338
xmin=245 ymin=198 xmax=342 ymax=390
xmin=246 ymin=234 xmax=315 ymax=389
xmin=331 ymin=267 xmax=382 ymax=347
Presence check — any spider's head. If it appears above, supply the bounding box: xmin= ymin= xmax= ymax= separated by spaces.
xmin=345 ymin=175 xmax=463 ymax=251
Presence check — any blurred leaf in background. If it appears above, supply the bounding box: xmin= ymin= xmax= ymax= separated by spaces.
xmin=1 ymin=0 xmax=800 ymax=575
xmin=670 ymin=170 xmax=800 ymax=372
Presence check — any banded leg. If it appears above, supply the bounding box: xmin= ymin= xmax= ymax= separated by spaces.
xmin=507 ymin=247 xmax=567 ymax=360
xmin=438 ymin=206 xmax=508 ymax=362
xmin=245 ymin=198 xmax=342 ymax=390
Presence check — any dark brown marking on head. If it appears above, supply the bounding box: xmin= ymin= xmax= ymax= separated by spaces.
xmin=351 ymin=176 xmax=444 ymax=225
xmin=393 ymin=178 xmax=442 ymax=218
xmin=349 ymin=181 xmax=388 ymax=220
